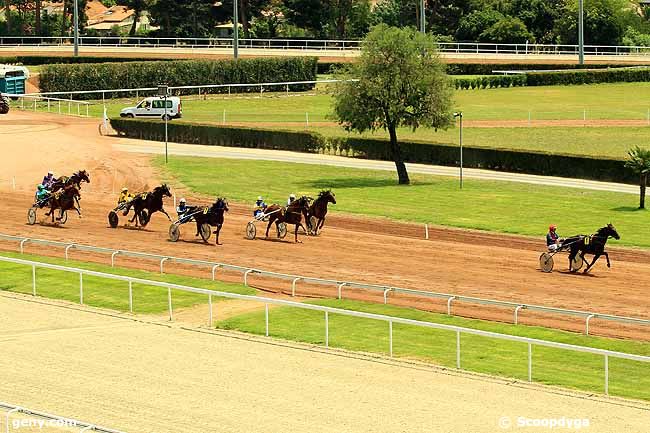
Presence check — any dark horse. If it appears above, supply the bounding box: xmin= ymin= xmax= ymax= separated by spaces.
xmin=567 ymin=224 xmax=620 ymax=274
xmin=128 ymin=184 xmax=172 ymax=227
xmin=45 ymin=185 xmax=81 ymax=223
xmin=307 ymin=190 xmax=336 ymax=235
xmin=265 ymin=196 xmax=311 ymax=243
xmin=51 ymin=170 xmax=90 ymax=192
xmin=192 ymin=198 xmax=229 ymax=245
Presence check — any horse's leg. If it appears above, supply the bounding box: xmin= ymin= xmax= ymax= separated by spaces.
xmin=318 ymin=216 xmax=326 ymax=232
xmin=583 ymin=253 xmax=601 ymax=274
xmin=294 ymin=223 xmax=300 ymax=243
xmin=603 ymin=251 xmax=611 ymax=268
xmin=160 ymin=207 xmax=172 ymax=221
xmin=265 ymin=216 xmax=274 ymax=238
xmin=568 ymin=249 xmax=577 ymax=270
xmin=215 ymin=224 xmax=222 ymax=245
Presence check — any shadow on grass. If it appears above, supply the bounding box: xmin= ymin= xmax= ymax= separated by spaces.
xmin=299 ymin=177 xmax=436 ymax=189
xmin=611 ymin=206 xmax=647 ymax=212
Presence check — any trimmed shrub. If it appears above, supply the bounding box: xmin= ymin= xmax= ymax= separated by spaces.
xmin=110 ymin=118 xmax=633 ymax=184
xmin=454 ymin=74 xmax=526 ymax=90
xmin=525 ymin=67 xmax=650 ymax=86
xmin=39 ymin=57 xmax=318 ymax=98
xmin=0 ymin=55 xmax=170 ymax=66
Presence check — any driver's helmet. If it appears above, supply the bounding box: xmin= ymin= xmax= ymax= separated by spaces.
xmin=549 ymin=224 xmax=557 ymax=231
xmin=121 ymin=187 xmax=128 ymax=193
xmin=257 ymin=196 xmax=263 ymax=201
xmin=289 ymin=193 xmax=296 ymax=200
xmin=47 ymin=170 xmax=54 ymax=176
xmin=179 ymin=198 xmax=186 ymax=205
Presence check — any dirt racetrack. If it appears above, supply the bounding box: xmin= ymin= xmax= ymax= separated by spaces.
xmin=2 ymin=293 xmax=650 ymax=433
xmin=1 ymin=111 xmax=650 ymax=341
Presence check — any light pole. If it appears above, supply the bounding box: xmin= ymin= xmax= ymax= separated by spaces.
xmin=73 ymin=0 xmax=79 ymax=56
xmin=419 ymin=0 xmax=426 ymax=33
xmin=578 ymin=0 xmax=585 ymax=65
xmin=233 ymin=0 xmax=239 ymax=59
xmin=454 ymin=112 xmax=463 ymax=189
xmin=158 ymin=84 xmax=169 ymax=163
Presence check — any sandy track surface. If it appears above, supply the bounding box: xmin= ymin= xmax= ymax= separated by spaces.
xmin=2 ymin=294 xmax=649 ymax=433
xmin=1 ymin=111 xmax=650 ymax=341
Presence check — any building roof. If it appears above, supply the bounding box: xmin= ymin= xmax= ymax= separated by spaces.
xmin=88 ymin=5 xmax=134 ymax=25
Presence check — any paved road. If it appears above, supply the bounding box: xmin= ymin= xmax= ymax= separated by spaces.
xmin=115 ymin=139 xmax=639 ymax=195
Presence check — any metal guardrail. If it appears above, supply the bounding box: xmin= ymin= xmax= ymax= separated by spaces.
xmin=4 ymin=93 xmax=91 ymax=117
xmin=1 ymin=36 xmax=650 ymax=57
xmin=0 ymin=233 xmax=648 ymax=335
xmin=0 ymin=401 xmax=125 ymax=433
xmin=1 ymin=255 xmax=648 ymax=397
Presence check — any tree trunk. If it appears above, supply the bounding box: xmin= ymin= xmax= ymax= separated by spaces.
xmin=61 ymin=0 xmax=68 ymax=35
xmin=5 ymin=0 xmax=11 ymax=35
xmin=240 ymin=0 xmax=249 ymax=39
xmin=129 ymin=8 xmax=139 ymax=37
xmin=640 ymin=173 xmax=647 ymax=209
xmin=35 ymin=0 xmax=41 ymax=35
xmin=388 ymin=124 xmax=410 ymax=185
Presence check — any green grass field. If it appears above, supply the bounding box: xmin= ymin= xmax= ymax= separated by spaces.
xmin=218 ymin=299 xmax=650 ymax=401
xmin=0 ymin=251 xmax=255 ymax=314
xmin=158 ymin=156 xmax=650 ymax=248
xmin=80 ymin=82 xmax=650 ymax=159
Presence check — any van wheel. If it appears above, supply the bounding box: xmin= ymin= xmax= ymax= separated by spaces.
xmin=126 ymin=114 xmax=135 ymax=118
xmin=162 ymin=114 xmax=172 ymax=121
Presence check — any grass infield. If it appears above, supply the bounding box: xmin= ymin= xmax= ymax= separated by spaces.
xmin=157 ymin=156 xmax=650 ymax=248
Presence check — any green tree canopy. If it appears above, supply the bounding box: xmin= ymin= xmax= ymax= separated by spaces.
xmin=332 ymin=24 xmax=454 ymax=185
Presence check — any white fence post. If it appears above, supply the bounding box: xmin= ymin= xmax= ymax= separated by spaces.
xmin=11 ymin=177 xmax=15 ymax=191
xmin=79 ymin=272 xmax=84 ymax=304
xmin=32 ymin=265 xmax=36 ymax=296
xmin=424 ymin=224 xmax=429 ymax=240
xmin=389 ymin=320 xmax=393 ymax=357
xmin=586 ymin=314 xmax=596 ymax=335
xmin=208 ymin=294 xmax=213 ymax=327
xmin=244 ymin=269 xmax=253 ymax=286
xmin=528 ymin=343 xmax=532 ymax=382
xmin=325 ymin=311 xmax=329 ymax=348
xmin=456 ymin=331 xmax=461 ymax=369
xmin=604 ymin=355 xmax=609 ymax=395
xmin=167 ymin=287 xmax=173 ymax=321
xmin=160 ymin=257 xmax=168 ymax=274
xmin=111 ymin=251 xmax=119 ymax=267
xmin=291 ymin=277 xmax=300 ymax=297
xmin=128 ymin=280 xmax=133 ymax=313
xmin=211 ymin=264 xmax=220 ymax=280
xmin=65 ymin=244 xmax=74 ymax=260
xmin=514 ymin=305 xmax=525 ymax=325
xmin=337 ymin=283 xmax=345 ymax=300
xmin=447 ymin=296 xmax=456 ymax=315
xmin=265 ymin=303 xmax=269 ymax=337
xmin=383 ymin=288 xmax=391 ymax=305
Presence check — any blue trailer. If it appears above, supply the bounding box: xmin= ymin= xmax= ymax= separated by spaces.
xmin=0 ymin=66 xmax=27 ymax=95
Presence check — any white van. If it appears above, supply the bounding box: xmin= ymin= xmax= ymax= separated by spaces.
xmin=120 ymin=96 xmax=182 ymax=120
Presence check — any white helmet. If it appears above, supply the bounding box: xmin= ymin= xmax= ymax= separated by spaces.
xmin=47 ymin=170 xmax=54 ymax=176
xmin=179 ymin=198 xmax=186 ymax=204
xmin=289 ymin=193 xmax=296 ymax=199
xmin=257 ymin=196 xmax=263 ymax=201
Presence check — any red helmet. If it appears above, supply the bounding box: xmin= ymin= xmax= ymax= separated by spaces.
xmin=549 ymin=224 xmax=557 ymax=231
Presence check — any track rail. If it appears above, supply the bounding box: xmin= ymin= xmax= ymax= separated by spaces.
xmin=0 ymin=232 xmax=648 ymax=334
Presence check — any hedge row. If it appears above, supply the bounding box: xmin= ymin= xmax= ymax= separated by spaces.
xmin=110 ymin=118 xmax=633 ymax=184
xmin=39 ymin=57 xmax=318 ymax=99
xmin=444 ymin=62 xmax=622 ymax=76
xmin=0 ymin=55 xmax=171 ymax=66
xmin=526 ymin=67 xmax=650 ymax=86
xmin=454 ymin=75 xmax=527 ymax=89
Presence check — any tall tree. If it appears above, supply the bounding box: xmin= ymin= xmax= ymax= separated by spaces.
xmin=625 ymin=146 xmax=650 ymax=209
xmin=332 ymin=25 xmax=454 ymax=185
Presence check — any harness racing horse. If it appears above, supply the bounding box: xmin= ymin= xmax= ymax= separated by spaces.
xmin=51 ymin=170 xmax=90 ymax=192
xmin=192 ymin=198 xmax=229 ymax=245
xmin=45 ymin=185 xmax=81 ymax=223
xmin=128 ymin=184 xmax=173 ymax=228
xmin=265 ymin=196 xmax=311 ymax=243
xmin=307 ymin=190 xmax=336 ymax=235
xmin=566 ymin=224 xmax=620 ymax=274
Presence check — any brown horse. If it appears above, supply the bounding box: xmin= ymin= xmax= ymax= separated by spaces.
xmin=45 ymin=185 xmax=81 ymax=223
xmin=193 ymin=198 xmax=229 ymax=245
xmin=127 ymin=184 xmax=173 ymax=227
xmin=307 ymin=190 xmax=336 ymax=235
xmin=51 ymin=170 xmax=90 ymax=192
xmin=265 ymin=196 xmax=311 ymax=243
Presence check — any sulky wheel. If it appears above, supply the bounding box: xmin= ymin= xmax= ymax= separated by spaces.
xmin=108 ymin=211 xmax=119 ymax=228
xmin=309 ymin=216 xmax=318 ymax=236
xmin=277 ymin=222 xmax=288 ymax=239
xmin=27 ymin=208 xmax=37 ymax=225
xmin=246 ymin=222 xmax=256 ymax=240
xmin=200 ymin=223 xmax=212 ymax=242
xmin=539 ymin=252 xmax=554 ymax=273
xmin=58 ymin=210 xmax=68 ymax=225
xmin=571 ymin=255 xmax=584 ymax=273
xmin=169 ymin=224 xmax=180 ymax=242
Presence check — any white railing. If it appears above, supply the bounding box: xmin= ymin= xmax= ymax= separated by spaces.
xmin=16 ymin=79 xmax=349 ymax=102
xmin=4 ymin=93 xmax=91 ymax=117
xmin=0 ymin=401 xmax=125 ymax=433
xmin=2 ymin=37 xmax=650 ymax=57
xmin=1 ymin=233 xmax=648 ymax=336
xmin=2 ymin=255 xmax=649 ymax=397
